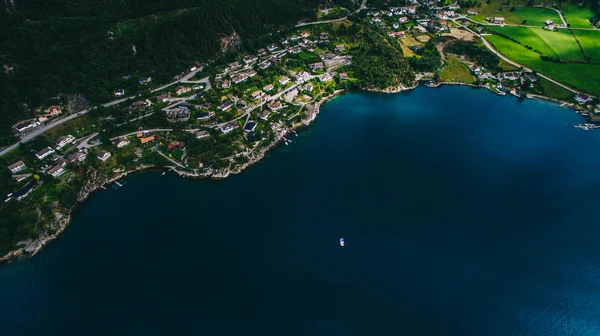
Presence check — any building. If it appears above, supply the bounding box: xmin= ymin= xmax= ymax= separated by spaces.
xmin=399 ymin=16 xmax=409 ymax=23
xmin=139 ymin=77 xmax=152 ymax=84
xmin=14 ymin=183 xmax=35 ymax=201
xmin=245 ymin=69 xmax=257 ymax=78
xmin=467 ymin=10 xmax=477 ymax=15
xmin=218 ymin=101 xmax=233 ymax=111
xmin=250 ymin=91 xmax=264 ymax=100
xmin=243 ymin=55 xmax=258 ymax=64
xmin=279 ymin=77 xmax=290 ymax=86
xmin=220 ymin=124 xmax=235 ymax=134
xmin=112 ymin=137 xmax=130 ymax=148
xmin=14 ymin=120 xmax=40 ymax=133
xmin=48 ymin=162 xmax=67 ymax=178
xmin=257 ymin=48 xmax=267 ymax=56
xmin=167 ymin=141 xmax=185 ymax=150
xmin=175 ymin=86 xmax=192 ymax=95
xmin=222 ymin=80 xmax=231 ymax=89
xmin=97 ymin=150 xmax=112 ymax=162
xmin=259 ymin=110 xmax=270 ymax=121
xmin=140 ymin=135 xmax=156 ymax=144
xmin=267 ymin=101 xmax=283 ymax=111
xmin=244 ymin=121 xmax=257 ymax=132
xmin=114 ymin=89 xmax=125 ymax=96
xmin=35 ymin=147 xmax=55 ymax=160
xmin=55 ymin=135 xmax=75 ymax=150
xmin=575 ymin=93 xmax=591 ymax=104
xmin=156 ymin=93 xmax=171 ymax=103
xmin=8 ymin=161 xmax=26 ymax=173
xmin=339 ymin=73 xmax=349 ymax=80
xmin=263 ymin=84 xmax=274 ymax=92
xmin=196 ymin=111 xmax=214 ymax=120
xmin=319 ymin=73 xmax=333 ymax=82
xmin=46 ymin=105 xmax=62 ymax=116
xmin=502 ymin=72 xmax=520 ymax=81
xmin=492 ymin=17 xmax=504 ymax=24
xmin=195 ymin=130 xmax=210 ymax=139
xmin=267 ymin=44 xmax=278 ymax=52
xmin=232 ymin=73 xmax=248 ymax=84
xmin=228 ymin=61 xmax=241 ymax=70
xmin=66 ymin=151 xmax=87 ymax=163
xmin=310 ymin=62 xmax=324 ymax=70
xmin=258 ymin=62 xmax=271 ymax=70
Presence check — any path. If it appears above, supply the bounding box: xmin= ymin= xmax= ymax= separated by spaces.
xmin=545 ymin=7 xmax=567 ymax=26
xmin=156 ymin=150 xmax=186 ymax=168
xmin=110 ymin=129 xmax=173 ymax=141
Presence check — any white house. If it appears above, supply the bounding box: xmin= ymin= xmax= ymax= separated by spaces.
xmin=8 ymin=161 xmax=26 ymax=173
xmin=48 ymin=163 xmax=67 ymax=178
xmin=55 ymin=135 xmax=75 ymax=150
xmin=35 ymin=147 xmax=55 ymax=160
xmin=97 ymin=150 xmax=112 ymax=162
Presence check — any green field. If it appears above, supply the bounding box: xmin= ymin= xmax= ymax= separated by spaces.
xmin=487 ymin=26 xmax=583 ymax=60
xmin=539 ymin=77 xmax=575 ymax=100
xmin=573 ymin=30 xmax=600 ymax=63
xmin=439 ymin=56 xmax=476 ymax=84
xmin=513 ymin=7 xmax=562 ymax=26
xmin=562 ymin=4 xmax=594 ymax=28
xmin=485 ymin=34 xmax=600 ymax=95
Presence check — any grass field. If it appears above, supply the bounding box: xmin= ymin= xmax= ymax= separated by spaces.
xmin=485 ymin=34 xmax=600 ymax=95
xmin=439 ymin=56 xmax=476 ymax=84
xmin=562 ymin=4 xmax=594 ymax=28
xmin=538 ymin=77 xmax=575 ymax=100
xmin=573 ymin=30 xmax=600 ymax=63
xmin=487 ymin=26 xmax=584 ymax=60
xmin=513 ymin=7 xmax=562 ymax=26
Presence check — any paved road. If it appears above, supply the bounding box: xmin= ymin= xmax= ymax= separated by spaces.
xmin=545 ymin=7 xmax=567 ymax=26
xmin=296 ymin=0 xmax=367 ymax=27
xmin=457 ymin=16 xmax=598 ymax=30
xmin=110 ymin=129 xmax=173 ymax=141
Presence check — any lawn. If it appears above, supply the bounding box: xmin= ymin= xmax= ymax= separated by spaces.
xmin=573 ymin=30 xmax=600 ymax=63
xmin=485 ymin=34 xmax=600 ymax=95
xmin=513 ymin=7 xmax=562 ymax=26
xmin=438 ymin=56 xmax=476 ymax=84
xmin=562 ymin=4 xmax=594 ymax=28
xmin=487 ymin=26 xmax=583 ymax=61
xmin=538 ymin=77 xmax=574 ymax=100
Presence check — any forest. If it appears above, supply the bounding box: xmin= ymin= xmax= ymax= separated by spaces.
xmin=0 ymin=0 xmax=349 ymax=145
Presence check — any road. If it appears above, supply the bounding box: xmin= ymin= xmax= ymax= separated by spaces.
xmin=110 ymin=129 xmax=173 ymax=141
xmin=457 ymin=16 xmax=598 ymax=30
xmin=296 ymin=0 xmax=367 ymax=27
xmin=451 ymin=17 xmax=581 ymax=95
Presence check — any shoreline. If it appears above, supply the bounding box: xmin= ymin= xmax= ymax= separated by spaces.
xmin=0 ymin=84 xmax=581 ymax=266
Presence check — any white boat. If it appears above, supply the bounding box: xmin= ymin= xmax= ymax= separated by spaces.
xmin=162 ymin=172 xmax=166 ymax=176
xmin=339 ymin=238 xmax=345 ymax=247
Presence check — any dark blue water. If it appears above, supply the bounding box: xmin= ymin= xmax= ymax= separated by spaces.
xmin=2 ymin=86 xmax=600 ymax=335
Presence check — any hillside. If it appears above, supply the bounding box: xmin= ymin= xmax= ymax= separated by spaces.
xmin=0 ymin=0 xmax=351 ymax=145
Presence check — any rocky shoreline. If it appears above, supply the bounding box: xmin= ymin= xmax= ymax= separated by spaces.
xmin=0 ymin=84 xmax=581 ymax=266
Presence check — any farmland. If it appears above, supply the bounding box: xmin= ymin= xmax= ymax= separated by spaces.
xmin=573 ymin=30 xmax=600 ymax=63
xmin=486 ymin=26 xmax=584 ymax=61
xmin=562 ymin=4 xmax=594 ymax=28
xmin=484 ymin=34 xmax=600 ymax=95
xmin=513 ymin=7 xmax=562 ymax=26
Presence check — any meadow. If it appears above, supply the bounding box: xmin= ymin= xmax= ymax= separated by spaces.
xmin=438 ymin=56 xmax=476 ymax=84
xmin=562 ymin=4 xmax=594 ymax=28
xmin=573 ymin=30 xmax=600 ymax=63
xmin=485 ymin=35 xmax=600 ymax=95
xmin=513 ymin=7 xmax=562 ymax=26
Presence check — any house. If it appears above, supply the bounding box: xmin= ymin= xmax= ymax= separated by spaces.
xmin=448 ymin=4 xmax=460 ymax=10
xmin=335 ymin=44 xmax=346 ymax=53
xmin=192 ymin=84 xmax=204 ymax=90
xmin=444 ymin=10 xmax=455 ymax=17
xmin=521 ymin=73 xmax=538 ymax=83
xmin=393 ymin=23 xmax=400 ymax=29
xmin=97 ymin=150 xmax=112 ymax=162
xmin=220 ymin=123 xmax=235 ymax=134
xmin=175 ymin=86 xmax=192 ymax=95
xmin=407 ymin=6 xmax=416 ymax=14
xmin=310 ymin=62 xmax=324 ymax=70
xmin=48 ymin=162 xmax=67 ymax=178
xmin=114 ymin=89 xmax=125 ymax=96
xmin=218 ymin=101 xmax=233 ymax=111
xmin=130 ymin=101 xmax=148 ymax=110
xmin=36 ymin=147 xmax=55 ymax=160
xmin=300 ymin=31 xmax=311 ymax=38
xmin=469 ymin=64 xmax=481 ymax=73
xmin=156 ymin=93 xmax=171 ymax=103
xmin=14 ymin=120 xmax=40 ymax=133
xmin=167 ymin=141 xmax=185 ymax=150
xmin=245 ymin=70 xmax=257 ymax=78
xmin=140 ymin=135 xmax=156 ymax=144
xmin=196 ymin=111 xmax=215 ymax=120
xmin=467 ymin=9 xmax=477 ymax=15
xmin=259 ymin=110 xmax=270 ymax=121
xmin=166 ymin=108 xmax=191 ymax=122
xmin=320 ymin=32 xmax=329 ymax=40
xmin=66 ymin=151 xmax=86 ymax=163
xmin=112 ymin=137 xmax=130 ymax=148
xmin=232 ymin=73 xmax=247 ymax=84
xmin=575 ymin=93 xmax=591 ymax=104
xmin=222 ymin=80 xmax=231 ymax=89
xmin=263 ymin=84 xmax=274 ymax=92
xmin=290 ymin=47 xmax=302 ymax=54
xmin=257 ymin=48 xmax=267 ymax=56
xmin=244 ymin=121 xmax=257 ymax=132
xmin=492 ymin=17 xmax=504 ymax=24
xmin=8 ymin=161 xmax=26 ymax=173
xmin=594 ymin=104 xmax=600 ymax=114
xmin=258 ymin=62 xmax=271 ymax=70
xmin=301 ymin=82 xmax=314 ymax=92
xmin=14 ymin=183 xmax=35 ymax=201
xmin=138 ymin=77 xmax=152 ymax=84
xmin=250 ymin=91 xmax=264 ymax=100
xmin=279 ymin=77 xmax=290 ymax=86
xmin=339 ymin=73 xmax=349 ymax=80
xmin=267 ymin=101 xmax=283 ymax=111
xmin=545 ymin=22 xmax=555 ymax=30
xmin=319 ymin=73 xmax=333 ymax=82
xmin=13 ymin=175 xmax=27 ymax=182
xmin=228 ymin=61 xmax=241 ymax=70
xmin=416 ymin=25 xmax=428 ymax=33
xmin=46 ymin=105 xmax=62 ymax=116
xmin=243 ymin=55 xmax=258 ymax=64
xmin=267 ymin=44 xmax=279 ymax=52
xmin=502 ymin=72 xmax=520 ymax=81
xmin=195 ymin=130 xmax=210 ymax=139
xmin=55 ymin=135 xmax=75 ymax=150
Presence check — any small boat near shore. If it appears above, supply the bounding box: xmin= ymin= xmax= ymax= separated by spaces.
xmin=162 ymin=171 xmax=166 ymax=176
xmin=339 ymin=238 xmax=345 ymax=247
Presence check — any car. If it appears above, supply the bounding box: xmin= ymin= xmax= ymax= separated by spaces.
xmin=76 ymin=113 xmax=82 ymax=116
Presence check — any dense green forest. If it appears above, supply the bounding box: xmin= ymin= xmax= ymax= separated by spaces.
xmin=0 ymin=0 xmax=348 ymax=145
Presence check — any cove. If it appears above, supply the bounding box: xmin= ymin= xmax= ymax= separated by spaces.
xmin=2 ymin=86 xmax=600 ymax=335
